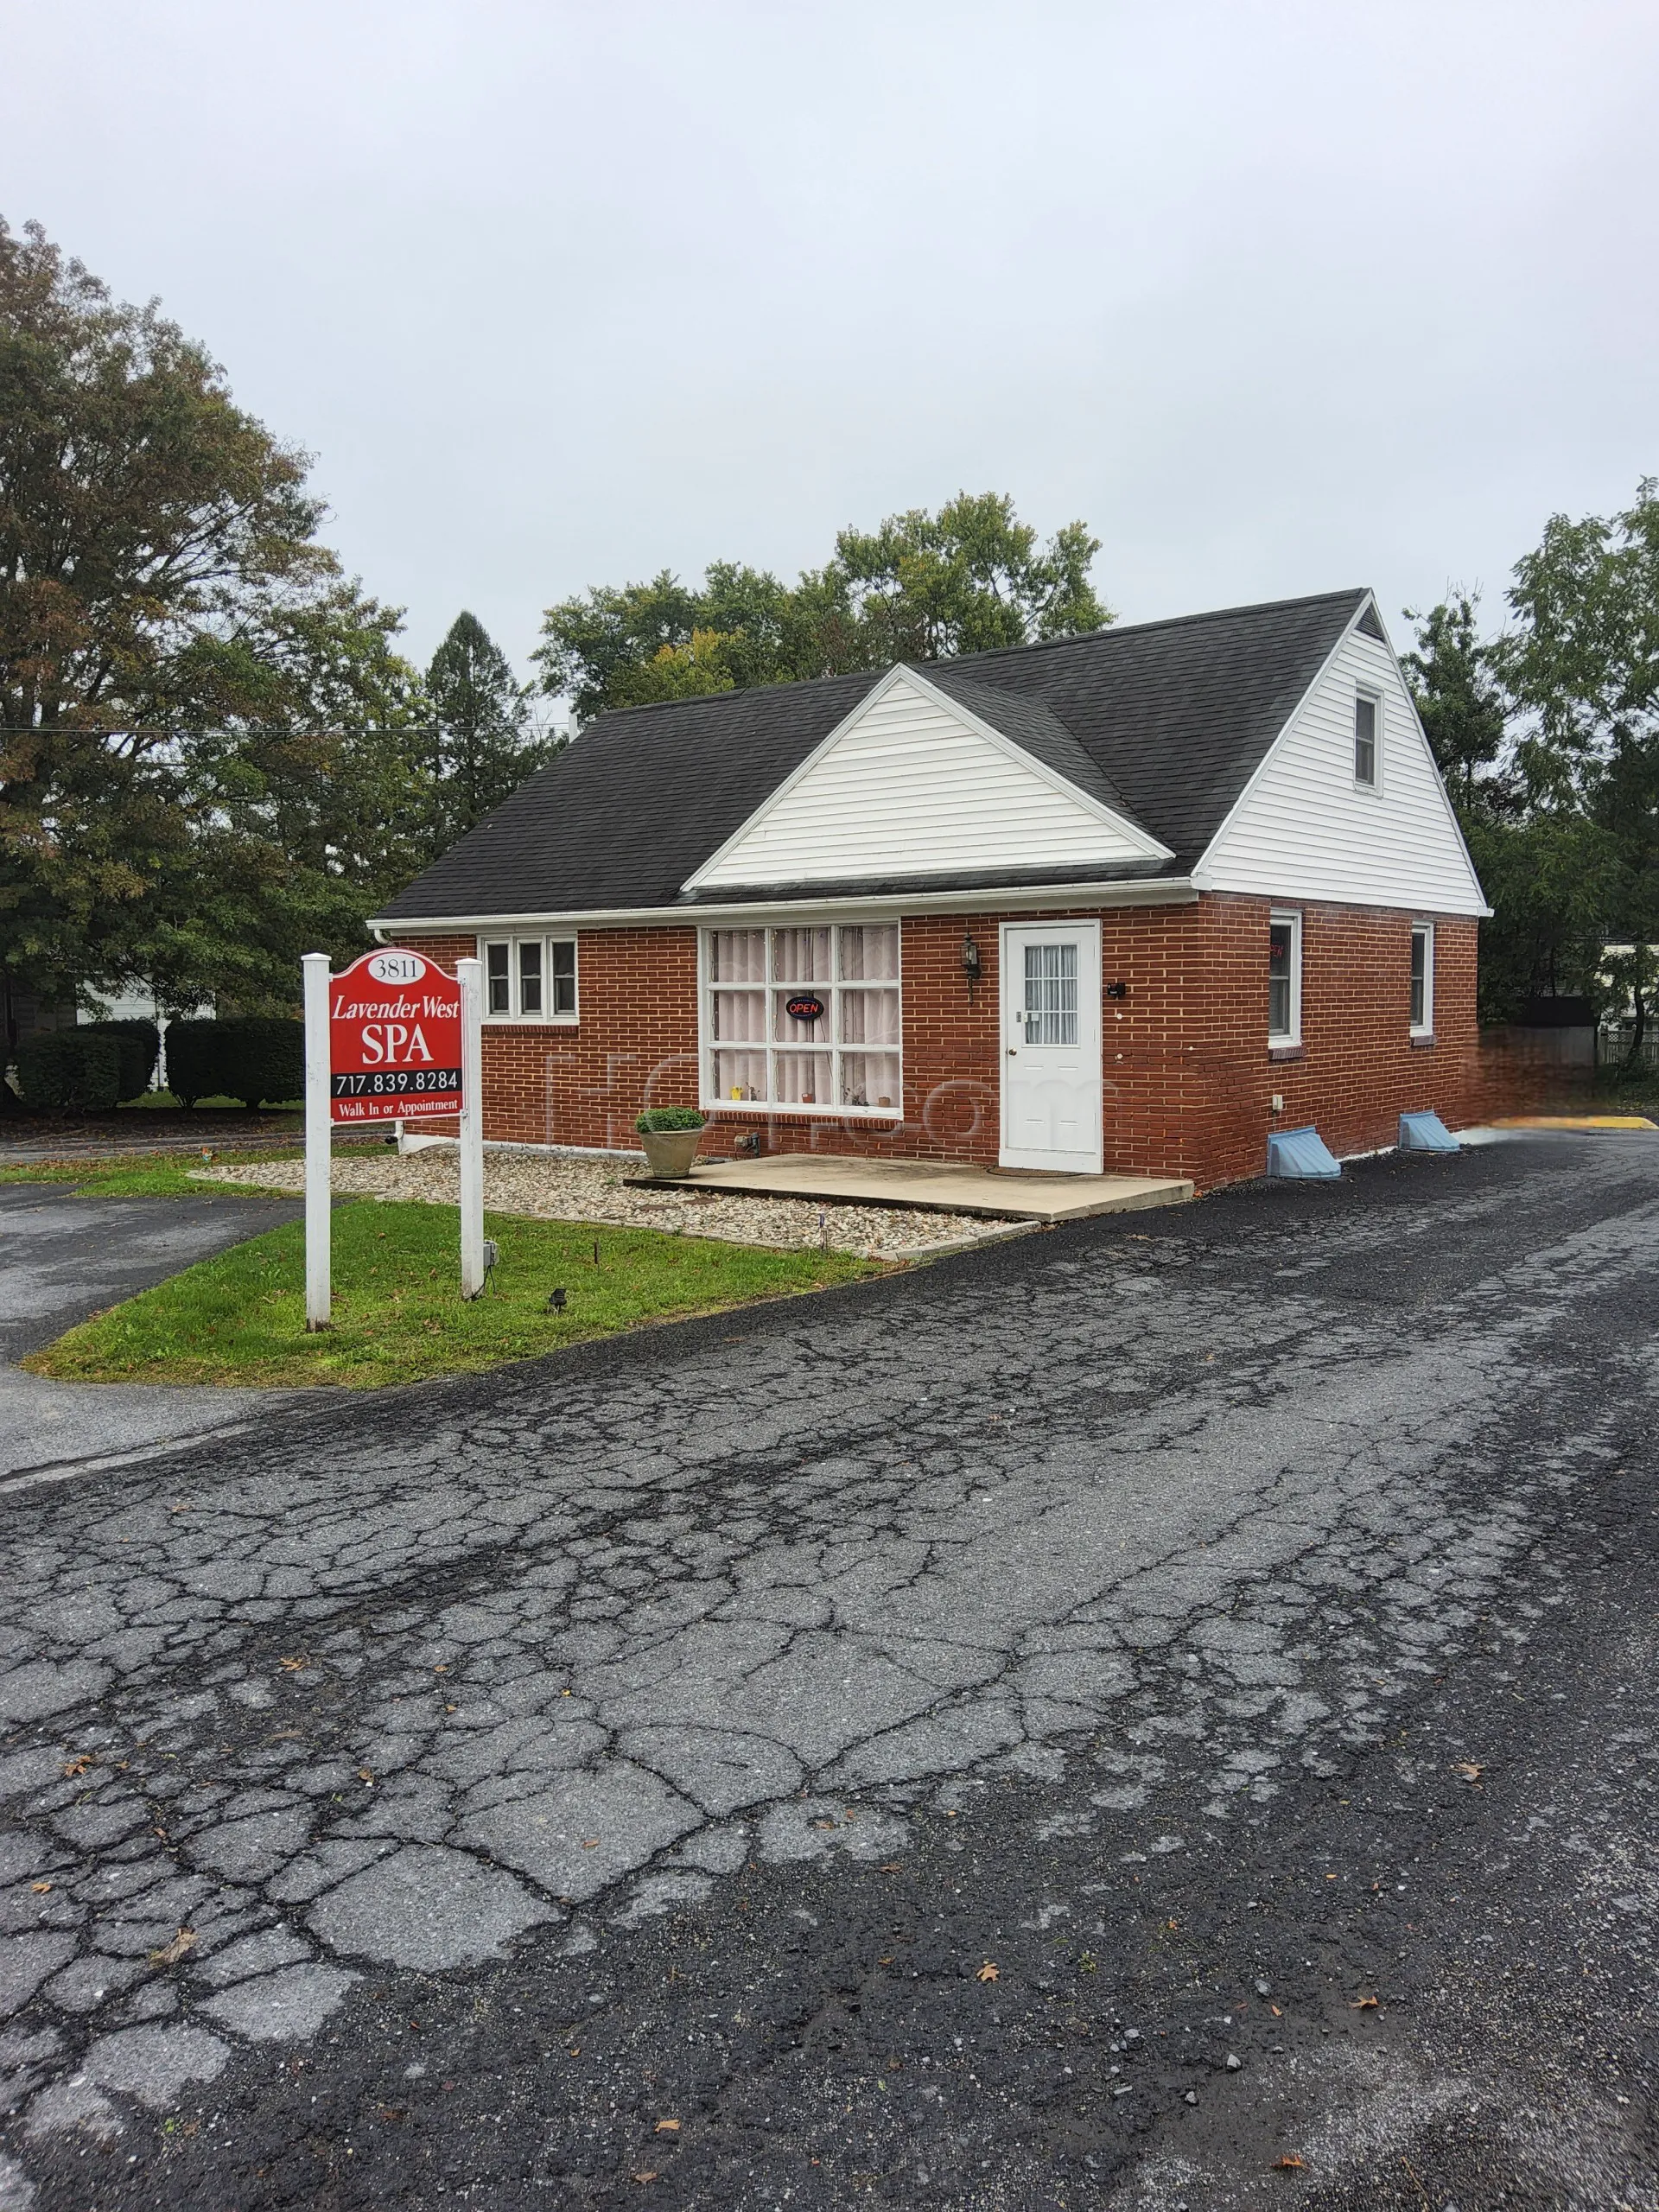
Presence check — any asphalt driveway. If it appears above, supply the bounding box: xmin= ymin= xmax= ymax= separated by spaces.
xmin=0 ymin=1186 xmax=302 ymax=1484
xmin=0 ymin=1137 xmax=1656 ymax=2209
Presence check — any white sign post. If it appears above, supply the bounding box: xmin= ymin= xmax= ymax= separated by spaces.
xmin=457 ymin=956 xmax=486 ymax=1299
xmin=302 ymin=951 xmax=332 ymax=1331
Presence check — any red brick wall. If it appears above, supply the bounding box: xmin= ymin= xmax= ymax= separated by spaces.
xmin=393 ymin=899 xmax=1489 ymax=1191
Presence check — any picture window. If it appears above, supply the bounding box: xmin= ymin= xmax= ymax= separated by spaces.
xmin=702 ymin=923 xmax=901 ymax=1115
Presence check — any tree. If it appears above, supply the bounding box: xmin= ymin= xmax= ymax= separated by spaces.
xmin=533 ymin=493 xmax=1112 ymax=723
xmin=1401 ymin=592 xmax=1511 ymax=815
xmin=825 ymin=491 xmax=1110 ymax=664
xmin=0 ymin=215 xmax=430 ymax=1038
xmin=1501 ymin=480 xmax=1659 ymax=1058
xmin=424 ymin=611 xmax=553 ymax=841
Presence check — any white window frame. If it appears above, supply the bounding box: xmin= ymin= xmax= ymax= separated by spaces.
xmin=699 ymin=922 xmax=902 ymax=1118
xmin=1354 ymin=688 xmax=1382 ymax=791
xmin=1410 ymin=920 xmax=1434 ymax=1038
xmin=1268 ymin=908 xmax=1303 ymax=1047
xmin=480 ymin=934 xmax=578 ymax=1023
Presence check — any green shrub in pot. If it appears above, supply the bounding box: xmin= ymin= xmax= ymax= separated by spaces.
xmin=634 ymin=1104 xmax=706 ymax=1179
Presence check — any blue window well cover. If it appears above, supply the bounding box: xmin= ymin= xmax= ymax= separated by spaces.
xmin=1266 ymin=1125 xmax=1342 ymax=1179
xmin=1399 ymin=1109 xmax=1459 ymax=1153
xmin=1265 ymin=1132 xmax=1344 ymax=1185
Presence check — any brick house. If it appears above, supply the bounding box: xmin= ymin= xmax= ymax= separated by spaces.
xmin=372 ymin=589 xmax=1488 ymax=1192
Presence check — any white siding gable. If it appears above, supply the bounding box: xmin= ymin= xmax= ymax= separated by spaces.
xmin=1194 ymin=615 xmax=1488 ymax=916
xmin=686 ymin=666 xmax=1166 ymax=891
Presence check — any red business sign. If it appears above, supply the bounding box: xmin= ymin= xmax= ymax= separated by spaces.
xmin=328 ymin=948 xmax=462 ymax=1123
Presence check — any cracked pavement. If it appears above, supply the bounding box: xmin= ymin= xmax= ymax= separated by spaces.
xmin=1 ymin=1137 xmax=1656 ymax=2208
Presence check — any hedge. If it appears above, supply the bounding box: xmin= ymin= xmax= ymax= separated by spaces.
xmin=16 ymin=1031 xmax=124 ymax=1111
xmin=165 ymin=1017 xmax=304 ymax=1108
xmin=83 ymin=1020 xmax=161 ymax=1101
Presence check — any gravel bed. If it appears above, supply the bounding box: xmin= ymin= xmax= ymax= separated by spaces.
xmin=190 ymin=1149 xmax=1021 ymax=1260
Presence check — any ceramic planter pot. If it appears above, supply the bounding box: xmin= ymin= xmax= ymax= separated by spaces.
xmin=639 ymin=1128 xmax=702 ymax=1180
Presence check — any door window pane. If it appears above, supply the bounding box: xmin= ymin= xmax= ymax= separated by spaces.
xmin=550 ymin=939 xmax=576 ymax=1014
xmin=1023 ymin=942 xmax=1078 ymax=1046
xmin=518 ymin=940 xmax=543 ymax=1014
xmin=485 ymin=941 xmax=511 ymax=1015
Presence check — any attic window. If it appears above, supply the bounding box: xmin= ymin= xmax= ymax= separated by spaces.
xmin=1354 ymin=693 xmax=1379 ymax=787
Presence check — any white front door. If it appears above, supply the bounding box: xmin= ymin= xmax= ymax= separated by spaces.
xmin=999 ymin=920 xmax=1103 ymax=1173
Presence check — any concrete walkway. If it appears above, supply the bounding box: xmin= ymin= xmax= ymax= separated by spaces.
xmin=662 ymin=1150 xmax=1194 ymax=1221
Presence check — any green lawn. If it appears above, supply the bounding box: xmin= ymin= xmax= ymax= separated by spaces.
xmin=24 ymin=1198 xmax=882 ymax=1388
xmin=0 ymin=1148 xmax=368 ymax=1197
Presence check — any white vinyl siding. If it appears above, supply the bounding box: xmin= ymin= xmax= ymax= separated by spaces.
xmin=1195 ymin=624 xmax=1487 ymax=915
xmin=689 ymin=670 xmax=1158 ymax=890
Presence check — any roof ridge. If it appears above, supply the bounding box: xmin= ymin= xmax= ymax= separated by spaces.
xmin=585 ymin=588 xmax=1371 ymax=723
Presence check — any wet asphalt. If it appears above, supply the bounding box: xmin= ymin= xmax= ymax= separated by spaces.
xmin=0 ymin=1136 xmax=1656 ymax=2210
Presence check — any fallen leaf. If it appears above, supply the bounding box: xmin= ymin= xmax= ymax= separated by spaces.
xmin=31 ymin=1881 xmax=52 ymax=1895
xmin=433 ymin=1665 xmax=448 ymax=1674
xmin=376 ymin=2106 xmax=407 ymax=2123
xmin=813 ymin=1819 xmax=836 ymax=1830
xmin=1270 ymin=2004 xmax=1282 ymax=2017
xmin=1274 ymin=2154 xmax=1306 ymax=2171
xmin=1351 ymin=1996 xmax=1379 ymax=2010
xmin=149 ymin=1927 xmax=198 ymax=1967
xmin=878 ymin=1955 xmax=894 ymax=1965
xmin=655 ymin=2119 xmax=681 ymax=2133
xmin=358 ymin=1769 xmax=375 ymax=1785
xmin=1452 ymin=1761 xmax=1484 ymax=1784
xmin=582 ymin=1838 xmax=600 ymax=1849
xmin=278 ymin=1656 xmax=308 ymax=1673
xmin=879 ymin=1862 xmax=903 ymax=1873
xmin=1165 ymin=1917 xmax=1181 ymax=1931
xmin=631 ymin=2174 xmax=658 ymax=2186
xmin=976 ymin=1961 xmax=1000 ymax=1983
xmin=60 ymin=1755 xmax=94 ymax=1778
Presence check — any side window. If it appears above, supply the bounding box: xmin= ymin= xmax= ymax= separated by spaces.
xmin=1410 ymin=923 xmax=1433 ymax=1035
xmin=480 ymin=936 xmax=578 ymax=1020
xmin=1268 ymin=910 xmax=1302 ymax=1046
xmin=1354 ymin=692 xmax=1379 ymax=787
xmin=485 ymin=941 xmax=511 ymax=1015
xmin=550 ymin=939 xmax=577 ymax=1015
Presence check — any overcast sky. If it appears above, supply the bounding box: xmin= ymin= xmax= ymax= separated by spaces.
xmin=7 ymin=2 xmax=1656 ymax=687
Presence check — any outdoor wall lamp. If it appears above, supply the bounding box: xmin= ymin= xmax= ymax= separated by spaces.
xmin=961 ymin=932 xmax=982 ymax=1000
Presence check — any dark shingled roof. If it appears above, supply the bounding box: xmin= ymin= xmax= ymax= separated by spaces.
xmin=375 ymin=588 xmax=1370 ymax=921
